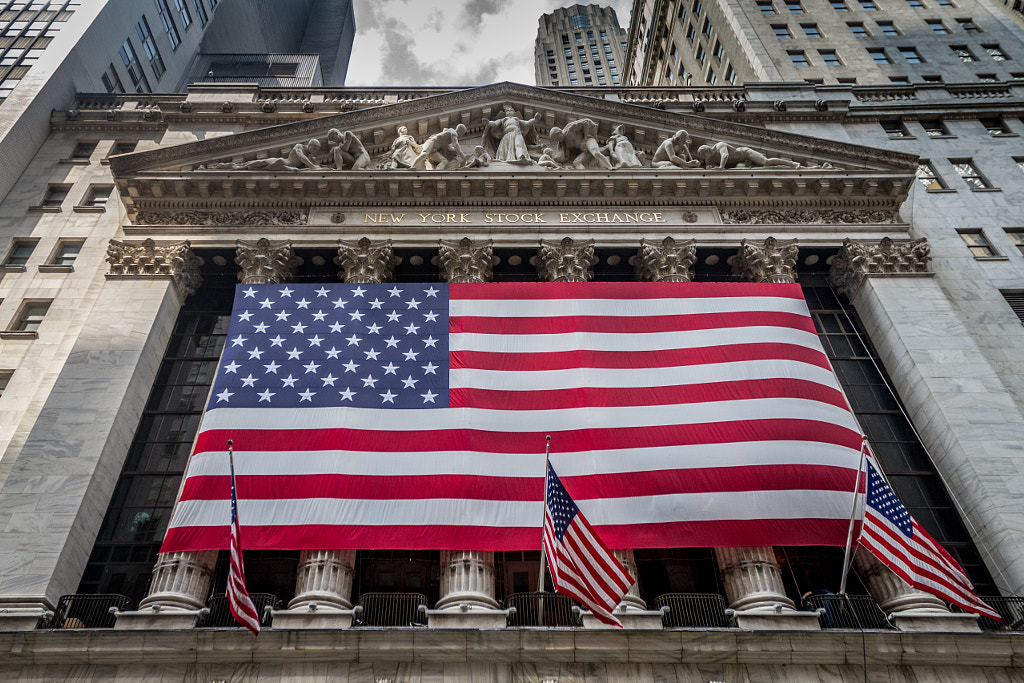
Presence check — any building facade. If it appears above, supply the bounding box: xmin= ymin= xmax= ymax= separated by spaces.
xmin=535 ymin=4 xmax=629 ymax=86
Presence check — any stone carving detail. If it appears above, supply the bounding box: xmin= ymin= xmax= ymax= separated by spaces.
xmin=652 ymin=130 xmax=701 ymax=169
xmin=388 ymin=125 xmax=423 ymax=169
xmin=538 ymin=237 xmax=598 ymax=282
xmin=326 ymin=128 xmax=371 ymax=170
xmin=336 ymin=237 xmax=398 ymax=284
xmin=735 ymin=237 xmax=799 ymax=284
xmin=235 ymin=238 xmax=299 ymax=285
xmin=549 ymin=118 xmax=612 ymax=170
xmin=637 ymin=237 xmax=697 ymax=283
xmin=201 ymin=138 xmax=324 ymax=171
xmin=715 ymin=546 xmax=796 ymax=611
xmin=139 ymin=550 xmax=219 ymax=611
xmin=483 ymin=104 xmax=542 ymax=165
xmin=696 ymin=141 xmax=801 ymax=170
xmin=412 ymin=123 xmax=468 ymax=170
xmin=105 ymin=238 xmax=202 ymax=297
xmin=289 ymin=549 xmax=356 ymax=610
xmin=604 ymin=124 xmax=644 ymax=169
xmin=134 ymin=210 xmax=308 ymax=226
xmin=438 ymin=238 xmax=494 ymax=283
xmin=829 ymin=237 xmax=931 ymax=298
xmin=722 ymin=209 xmax=899 ymax=225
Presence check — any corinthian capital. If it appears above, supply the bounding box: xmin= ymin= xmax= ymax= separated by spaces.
xmin=538 ymin=237 xmax=597 ymax=283
xmin=438 ymin=238 xmax=494 ymax=283
xmin=637 ymin=237 xmax=696 ymax=282
xmin=735 ymin=237 xmax=799 ymax=283
xmin=105 ymin=238 xmax=202 ymax=297
xmin=335 ymin=237 xmax=397 ymax=284
xmin=829 ymin=237 xmax=931 ymax=298
xmin=234 ymin=238 xmax=298 ymax=285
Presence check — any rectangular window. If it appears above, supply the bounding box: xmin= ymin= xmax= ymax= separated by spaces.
xmin=786 ymin=0 xmax=803 ymax=11
xmin=906 ymin=0 xmax=925 ymax=7
xmin=0 ymin=371 xmax=10 ymax=398
xmin=51 ymin=240 xmax=83 ymax=266
xmin=71 ymin=141 xmax=97 ymax=159
xmin=980 ymin=118 xmax=1010 ymax=135
xmin=890 ymin=76 xmax=910 ymax=84
xmin=773 ymin=24 xmax=791 ymax=38
xmin=952 ymin=45 xmax=976 ymax=62
xmin=819 ymin=49 xmax=841 ymax=65
xmin=80 ymin=186 xmax=112 ymax=208
xmin=708 ymin=70 xmax=718 ymax=84
xmin=757 ymin=0 xmax=776 ymax=13
xmin=881 ymin=120 xmax=911 ymax=137
xmin=920 ymin=118 xmax=950 ymax=137
xmin=40 ymin=184 xmax=70 ymax=207
xmin=154 ymin=0 xmax=180 ymax=49
xmin=3 ymin=240 xmax=35 ymax=266
xmin=984 ymin=44 xmax=1010 ymax=61
xmin=802 ymin=23 xmax=822 ymax=37
xmin=714 ymin=40 xmax=724 ymax=59
xmin=725 ymin=66 xmax=737 ymax=82
xmin=1001 ymin=291 xmax=1024 ymax=324
xmin=927 ymin=19 xmax=949 ymax=33
xmin=1005 ymin=230 xmax=1024 ymax=256
xmin=936 ymin=0 xmax=954 ymax=5
xmin=976 ymin=73 xmax=998 ymax=82
xmin=192 ymin=0 xmax=207 ymax=26
xmin=957 ymin=18 xmax=978 ymax=31
xmin=702 ymin=17 xmax=712 ymax=35
xmin=119 ymin=39 xmax=151 ymax=92
xmin=950 ymin=159 xmax=993 ymax=189
xmin=900 ymin=47 xmax=925 ymax=63
xmin=671 ymin=43 xmax=678 ymax=59
xmin=136 ymin=17 xmax=165 ymax=79
xmin=789 ymin=50 xmax=809 ymax=66
xmin=958 ymin=230 xmax=997 ymax=256
xmin=830 ymin=0 xmax=847 ymax=10
xmin=172 ymin=0 xmax=191 ymax=29
xmin=877 ymin=21 xmax=899 ymax=35
xmin=696 ymin=44 xmax=706 ymax=63
xmin=848 ymin=22 xmax=867 ymax=36
xmin=101 ymin=63 xmax=125 ymax=93
xmin=11 ymin=301 xmax=51 ymax=332
xmin=837 ymin=77 xmax=858 ymax=84
xmin=687 ymin=24 xmax=696 ymax=40
xmin=694 ymin=0 xmax=703 ymax=13
xmin=922 ymin=74 xmax=944 ymax=82
xmin=859 ymin=0 xmax=877 ymax=8
xmin=868 ymin=47 xmax=890 ymax=64
xmin=916 ymin=161 xmax=946 ymax=190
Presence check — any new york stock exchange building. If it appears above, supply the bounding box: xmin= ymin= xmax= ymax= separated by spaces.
xmin=3 ymin=80 xmax=1024 ymax=682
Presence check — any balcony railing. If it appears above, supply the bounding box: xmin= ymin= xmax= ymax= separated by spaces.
xmin=956 ymin=596 xmax=1024 ymax=631
xmin=353 ymin=592 xmax=428 ymax=627
xmin=505 ymin=592 xmax=583 ymax=627
xmin=802 ymin=594 xmax=892 ymax=630
xmin=197 ymin=593 xmax=282 ymax=628
xmin=656 ymin=593 xmax=732 ymax=628
xmin=40 ymin=594 xmax=135 ymax=629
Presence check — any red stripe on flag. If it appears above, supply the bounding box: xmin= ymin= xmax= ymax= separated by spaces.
xmin=450 ymin=311 xmax=817 ymax=335
xmin=449 ymin=281 xmax=807 ymax=300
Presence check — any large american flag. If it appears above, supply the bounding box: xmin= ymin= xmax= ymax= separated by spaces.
xmin=161 ymin=282 xmax=865 ymax=553
xmin=544 ymin=461 xmax=634 ymax=626
xmin=859 ymin=460 xmax=998 ymax=619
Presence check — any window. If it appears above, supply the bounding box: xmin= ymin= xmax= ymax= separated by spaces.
xmin=859 ymin=0 xmax=877 ymax=8
xmin=696 ymin=44 xmax=706 ymax=63
xmin=984 ymin=44 xmax=1010 ymax=61
xmin=802 ymin=23 xmax=822 ymax=37
xmin=848 ymin=22 xmax=868 ymax=36
xmin=837 ymin=77 xmax=858 ymax=84
xmin=694 ymin=0 xmax=703 ymax=13
xmin=920 ymin=118 xmax=950 ymax=137
xmin=136 ymin=16 xmax=165 ymax=78
xmin=119 ymin=39 xmax=150 ymax=92
xmin=1005 ymin=230 xmax=1024 ymax=256
xmin=687 ymin=23 xmax=696 ymax=40
xmin=916 ymin=161 xmax=946 ymax=189
xmin=725 ymin=65 xmax=737 ymax=82
xmin=702 ymin=17 xmax=712 ymax=35
xmin=830 ymin=0 xmax=847 ymax=10
xmin=786 ymin=0 xmax=803 ymax=11
xmin=952 ymin=45 xmax=976 ymax=62
xmin=154 ymin=0 xmax=181 ymax=49
xmin=922 ymin=74 xmax=944 ymax=82
xmin=570 ymin=13 xmax=590 ymax=29
xmin=39 ymin=184 xmax=70 ymax=208
xmin=49 ymin=240 xmax=83 ymax=266
xmin=172 ymin=0 xmax=191 ymax=29
xmin=976 ymin=73 xmax=998 ymax=82
xmin=71 ymin=141 xmax=97 ymax=159
xmin=789 ymin=50 xmax=809 ymax=66
xmin=889 ymin=76 xmax=910 ymax=84
xmin=935 ymin=0 xmax=954 ymax=5
xmin=80 ymin=186 xmax=112 ymax=208
xmin=671 ymin=43 xmax=679 ymax=59
xmin=980 ymin=118 xmax=1010 ymax=135
xmin=666 ymin=67 xmax=673 ymax=82
xmin=708 ymin=70 xmax=718 ymax=84
xmin=757 ymin=0 xmax=776 ymax=13
xmin=11 ymin=301 xmax=51 ymax=332
xmin=1016 ymin=157 xmax=1024 ymax=174
xmin=867 ymin=48 xmax=890 ymax=64
xmin=819 ymin=49 xmax=841 ymax=65
xmin=926 ymin=19 xmax=949 ymax=34
xmin=958 ymin=230 xmax=997 ymax=256
xmin=1001 ymin=291 xmax=1024 ymax=324
xmin=877 ymin=21 xmax=899 ymax=35
xmin=900 ymin=47 xmax=925 ymax=63
xmin=714 ymin=40 xmax=724 ymax=59
xmin=0 ymin=372 xmax=10 ymax=398
xmin=3 ymin=240 xmax=35 ymax=266
xmin=956 ymin=18 xmax=979 ymax=31
xmin=101 ymin=63 xmax=125 ymax=93
xmin=113 ymin=141 xmax=138 ymax=156
xmin=192 ymin=0 xmax=207 ymax=26
xmin=881 ymin=120 xmax=912 ymax=137
xmin=950 ymin=159 xmax=993 ymax=189
xmin=907 ymin=0 xmax=925 ymax=6
xmin=773 ymin=24 xmax=792 ymax=38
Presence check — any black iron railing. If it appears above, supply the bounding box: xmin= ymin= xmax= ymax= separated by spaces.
xmin=656 ymin=593 xmax=731 ymax=628
xmin=197 ymin=593 xmax=282 ymax=628
xmin=802 ymin=594 xmax=892 ymax=630
xmin=353 ymin=592 xmax=428 ymax=627
xmin=40 ymin=594 xmax=135 ymax=629
xmin=505 ymin=592 xmax=583 ymax=627
xmin=955 ymin=596 xmax=1024 ymax=631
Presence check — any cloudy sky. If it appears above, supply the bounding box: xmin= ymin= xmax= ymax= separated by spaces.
xmin=347 ymin=0 xmax=634 ymax=87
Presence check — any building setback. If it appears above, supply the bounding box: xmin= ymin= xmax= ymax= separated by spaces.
xmin=535 ymin=4 xmax=629 ymax=86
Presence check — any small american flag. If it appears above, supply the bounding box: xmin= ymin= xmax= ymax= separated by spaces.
xmin=860 ymin=460 xmax=999 ymax=620
xmin=227 ymin=445 xmax=261 ymax=635
xmin=543 ymin=461 xmax=634 ymax=627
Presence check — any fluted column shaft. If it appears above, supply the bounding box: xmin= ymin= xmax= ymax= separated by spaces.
xmin=854 ymin=549 xmax=948 ymax=614
xmin=139 ymin=550 xmax=218 ymax=610
xmin=290 ymin=549 xmax=357 ymax=610
xmin=612 ymin=549 xmax=646 ymax=610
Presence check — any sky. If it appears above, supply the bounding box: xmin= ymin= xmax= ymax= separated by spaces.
xmin=346 ymin=0 xmax=634 ymax=87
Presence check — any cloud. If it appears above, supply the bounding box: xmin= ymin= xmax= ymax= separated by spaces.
xmin=461 ymin=0 xmax=503 ymax=26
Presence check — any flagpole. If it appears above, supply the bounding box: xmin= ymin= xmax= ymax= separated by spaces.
xmin=538 ymin=435 xmax=551 ymax=593
xmin=839 ymin=434 xmax=869 ymax=595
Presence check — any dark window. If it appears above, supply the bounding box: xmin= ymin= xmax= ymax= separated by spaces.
xmin=12 ymin=301 xmax=51 ymax=332
xmin=789 ymin=50 xmax=809 ymax=66
xmin=859 ymin=0 xmax=877 ymax=8
xmin=112 ymin=141 xmax=138 ymax=155
xmin=952 ymin=45 xmax=977 ymax=62
xmin=757 ymin=0 xmax=776 ymax=13
xmin=136 ymin=16 xmax=165 ymax=78
xmin=867 ymin=47 xmax=890 ymax=64
xmin=154 ymin=0 xmax=181 ymax=49
xmin=958 ymin=230 xmax=997 ymax=256
xmin=830 ymin=0 xmax=847 ymax=10
xmin=984 ymin=44 xmax=1010 ymax=61
xmin=3 ymin=241 xmax=35 ymax=266
xmin=40 ymin=184 xmax=70 ymax=207
xmin=173 ymin=0 xmax=191 ymax=29
xmin=899 ymin=47 xmax=925 ymax=63
xmin=906 ymin=0 xmax=925 ymax=8
xmin=920 ymin=118 xmax=950 ymax=136
xmin=877 ymin=20 xmax=899 ymax=35
xmin=957 ymin=18 xmax=979 ymax=31
xmin=51 ymin=241 xmax=82 ymax=266
xmin=714 ymin=40 xmax=724 ymax=59
xmin=0 ymin=371 xmax=10 ymax=398
xmin=774 ymin=24 xmax=793 ymax=37
xmin=889 ymin=76 xmax=910 ymax=84
xmin=786 ymin=0 xmax=804 ymax=11
xmin=980 ymin=118 xmax=1009 ymax=135
xmin=819 ymin=49 xmax=841 ymax=65
xmin=570 ymin=12 xmax=590 ymax=29
xmin=192 ymin=0 xmax=208 ymax=26
xmin=101 ymin=63 xmax=125 ymax=93
xmin=848 ymin=22 xmax=868 ymax=36
xmin=702 ymin=17 xmax=712 ymax=35
xmin=976 ymin=73 xmax=998 ymax=82
xmin=119 ymin=39 xmax=151 ymax=92
xmin=71 ymin=141 xmax=97 ymax=159
xmin=927 ymin=19 xmax=949 ymax=33
xmin=82 ymin=186 xmax=113 ymax=208
xmin=881 ymin=120 xmax=911 ymax=137
xmin=1001 ymin=290 xmax=1024 ymax=323
xmin=802 ymin=23 xmax=822 ymax=37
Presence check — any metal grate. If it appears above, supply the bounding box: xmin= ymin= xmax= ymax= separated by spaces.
xmin=353 ymin=592 xmax=428 ymax=627
xmin=656 ymin=593 xmax=731 ymax=628
xmin=505 ymin=592 xmax=583 ymax=627
xmin=954 ymin=596 xmax=1024 ymax=631
xmin=802 ymin=594 xmax=893 ymax=630
xmin=197 ymin=593 xmax=282 ymax=628
xmin=1002 ymin=291 xmax=1024 ymax=325
xmin=40 ymin=594 xmax=134 ymax=629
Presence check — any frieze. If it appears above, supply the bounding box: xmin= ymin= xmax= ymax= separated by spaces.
xmin=721 ymin=209 xmax=900 ymax=225
xmin=134 ymin=210 xmax=309 ymax=226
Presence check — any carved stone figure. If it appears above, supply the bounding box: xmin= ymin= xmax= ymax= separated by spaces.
xmin=537 ymin=237 xmax=598 ymax=282
xmin=326 ymin=129 xmax=371 ymax=171
xmin=696 ymin=141 xmax=801 ymax=170
xmin=389 ymin=125 xmax=423 ymax=169
xmin=483 ymin=104 xmax=542 ymax=164
xmin=652 ymin=130 xmax=701 ymax=169
xmin=537 ymin=147 xmax=560 ymax=169
xmin=438 ymin=238 xmax=494 ymax=283
xmin=462 ymin=145 xmax=491 ymax=168
xmin=412 ymin=123 xmax=469 ymax=170
xmin=604 ymin=124 xmax=644 ymax=169
xmin=202 ymin=139 xmax=324 ymax=171
xmin=548 ymin=118 xmax=612 ymax=170
xmin=637 ymin=237 xmax=697 ymax=282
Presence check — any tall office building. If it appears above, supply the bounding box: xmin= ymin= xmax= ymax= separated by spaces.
xmin=535 ymin=4 xmax=629 ymax=86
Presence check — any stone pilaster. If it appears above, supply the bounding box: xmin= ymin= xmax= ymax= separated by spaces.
xmin=829 ymin=237 xmax=931 ymax=299
xmin=138 ymin=550 xmax=219 ymax=611
xmin=235 ymin=238 xmax=299 ymax=285
xmin=537 ymin=237 xmax=598 ymax=282
xmin=106 ymin=238 xmax=202 ymax=297
xmin=435 ymin=551 xmax=500 ymax=610
xmin=637 ymin=237 xmax=696 ymax=282
xmin=335 ymin=237 xmax=397 ymax=283
xmin=734 ymin=237 xmax=799 ymax=283
xmin=288 ymin=549 xmax=356 ymax=610
xmin=438 ymin=238 xmax=494 ymax=283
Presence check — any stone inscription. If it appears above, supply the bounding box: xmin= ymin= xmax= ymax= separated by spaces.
xmin=362 ymin=211 xmax=666 ymax=225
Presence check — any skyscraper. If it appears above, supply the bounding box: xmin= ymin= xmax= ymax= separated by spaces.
xmin=535 ymin=4 xmax=629 ymax=86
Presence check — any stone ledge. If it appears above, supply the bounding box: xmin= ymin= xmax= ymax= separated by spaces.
xmin=0 ymin=265 xmax=27 ymax=273
xmin=37 ymin=264 xmax=74 ymax=273
xmin=0 ymin=331 xmax=38 ymax=340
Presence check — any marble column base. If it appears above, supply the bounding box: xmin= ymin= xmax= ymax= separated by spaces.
xmin=425 ymin=606 xmax=509 ymax=629
xmin=891 ymin=608 xmax=981 ymax=633
xmin=732 ymin=606 xmax=822 ymax=631
xmin=0 ymin=606 xmax=48 ymax=631
xmin=271 ymin=606 xmax=356 ymax=629
xmin=114 ymin=607 xmax=204 ymax=630
xmin=582 ymin=608 xmax=665 ymax=630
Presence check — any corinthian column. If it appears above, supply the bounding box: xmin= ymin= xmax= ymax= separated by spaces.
xmin=336 ymin=237 xmax=397 ymax=283
xmin=537 ymin=237 xmax=597 ymax=282
xmin=234 ymin=238 xmax=299 ymax=284
xmin=637 ymin=237 xmax=696 ymax=282
xmin=734 ymin=236 xmax=798 ymax=283
xmin=438 ymin=237 xmax=494 ymax=283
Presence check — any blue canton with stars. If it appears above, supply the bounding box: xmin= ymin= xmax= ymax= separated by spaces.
xmin=866 ymin=461 xmax=913 ymax=538
xmin=209 ymin=283 xmax=449 ymax=409
xmin=545 ymin=462 xmax=581 ymax=543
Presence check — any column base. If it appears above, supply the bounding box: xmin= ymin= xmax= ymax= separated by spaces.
xmin=891 ymin=609 xmax=981 ymax=633
xmin=272 ymin=605 xmax=356 ymax=629
xmin=582 ymin=608 xmax=665 ymax=630
xmin=0 ymin=606 xmax=48 ymax=631
xmin=114 ymin=607 xmax=204 ymax=630
xmin=426 ymin=606 xmax=509 ymax=629
xmin=732 ymin=606 xmax=822 ymax=631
